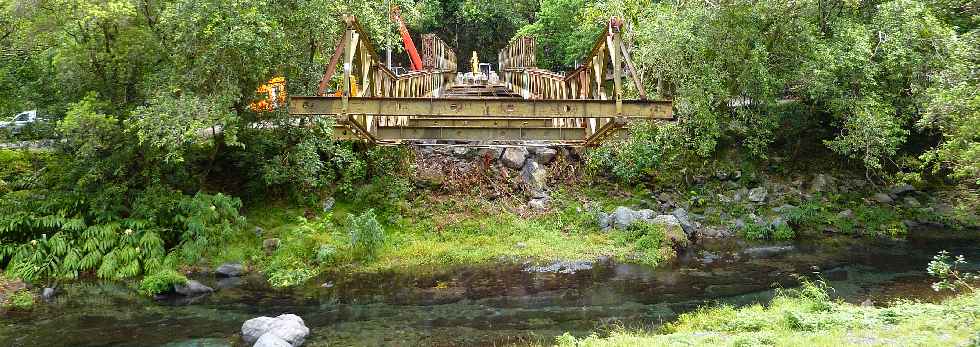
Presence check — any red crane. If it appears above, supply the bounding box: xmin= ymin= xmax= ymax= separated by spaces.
xmin=391 ymin=6 xmax=423 ymax=71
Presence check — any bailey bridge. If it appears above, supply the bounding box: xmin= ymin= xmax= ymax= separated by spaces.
xmin=288 ymin=16 xmax=673 ymax=146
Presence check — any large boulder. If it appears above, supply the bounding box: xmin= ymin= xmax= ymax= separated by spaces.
xmin=671 ymin=208 xmax=696 ymax=237
xmin=748 ymin=187 xmax=768 ymax=203
xmin=254 ymin=334 xmax=291 ymax=347
xmin=649 ymin=215 xmax=689 ymax=248
xmin=500 ymin=147 xmax=528 ymax=169
xmin=215 ymin=263 xmax=245 ymax=277
xmin=521 ymin=160 xmax=549 ymax=191
xmin=174 ymin=280 xmax=214 ymax=296
xmin=609 ymin=206 xmax=655 ymax=229
xmin=242 ymin=314 xmax=309 ymax=347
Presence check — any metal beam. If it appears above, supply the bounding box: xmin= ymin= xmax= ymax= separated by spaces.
xmin=290 ymin=96 xmax=673 ymax=119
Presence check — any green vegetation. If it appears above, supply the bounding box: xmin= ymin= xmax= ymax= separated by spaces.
xmin=554 ymin=280 xmax=980 ymax=347
xmin=137 ymin=269 xmax=188 ymax=297
xmin=5 ymin=290 xmax=34 ymax=310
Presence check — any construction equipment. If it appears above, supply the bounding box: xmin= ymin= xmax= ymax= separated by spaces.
xmin=391 ymin=6 xmax=423 ymax=72
xmin=249 ymin=77 xmax=287 ymax=112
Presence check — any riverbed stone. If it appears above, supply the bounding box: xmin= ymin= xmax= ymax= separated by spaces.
xmin=612 ymin=206 xmax=638 ymax=229
xmin=174 ymin=280 xmax=213 ymax=296
xmin=872 ymin=193 xmax=894 ymax=204
xmin=742 ymin=245 xmax=795 ymax=258
xmin=525 ymin=260 xmax=593 ymax=274
xmin=254 ymin=334 xmax=291 ymax=347
xmin=242 ymin=314 xmax=309 ymax=346
xmin=215 ymin=263 xmax=245 ymax=277
xmin=748 ymin=187 xmax=767 ymax=203
xmin=501 ymin=147 xmax=528 ymax=169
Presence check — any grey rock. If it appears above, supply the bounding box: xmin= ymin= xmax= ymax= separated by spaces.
xmin=528 ymin=197 xmax=549 ymax=211
xmin=254 ymin=226 xmax=264 ymax=237
xmin=321 ymin=197 xmax=335 ymax=212
xmin=597 ymin=212 xmax=610 ymax=229
xmin=242 ymin=317 xmax=276 ymax=344
xmin=671 ymin=208 xmax=695 ymax=236
xmin=242 ymin=314 xmax=309 ymax=347
xmin=41 ymin=287 xmax=55 ymax=301
xmin=837 ymin=209 xmax=854 ymax=219
xmin=535 ymin=148 xmax=557 ymax=164
xmin=612 ymin=206 xmax=638 ymax=229
xmin=715 ymin=171 xmax=729 ymax=181
xmin=748 ymin=187 xmax=767 ymax=203
xmin=216 ymin=277 xmax=242 ymax=289
xmin=742 ymin=245 xmax=794 ymax=258
xmin=174 ymin=280 xmax=213 ymax=296
xmin=809 ymin=174 xmax=836 ymax=193
xmin=733 ymin=187 xmax=749 ymax=202
xmin=263 ymin=238 xmax=280 ymax=253
xmin=903 ymin=196 xmax=920 ymax=207
xmin=769 ymin=217 xmax=787 ymax=229
xmin=215 ymin=263 xmax=244 ymax=277
xmin=515 ymin=242 xmax=527 ymax=249
xmin=521 ymin=160 xmax=549 ymax=191
xmin=650 ymin=214 xmax=690 ymax=247
xmin=889 ymin=184 xmax=915 ymax=196
xmin=733 ymin=218 xmax=746 ymax=230
xmin=524 ymin=260 xmax=593 ymax=274
xmin=254 ymin=334 xmax=291 ymax=347
xmin=872 ymin=193 xmax=894 ymax=204
xmin=500 ymin=147 xmax=529 ymax=169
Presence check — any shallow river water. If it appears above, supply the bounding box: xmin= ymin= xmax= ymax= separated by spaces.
xmin=2 ymin=230 xmax=978 ymax=346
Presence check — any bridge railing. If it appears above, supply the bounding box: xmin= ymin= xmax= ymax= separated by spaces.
xmin=497 ymin=18 xmax=650 ymax=143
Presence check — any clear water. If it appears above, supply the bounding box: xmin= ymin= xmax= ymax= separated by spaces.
xmin=2 ymin=232 xmax=977 ymax=347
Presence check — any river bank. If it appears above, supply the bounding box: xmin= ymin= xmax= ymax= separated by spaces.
xmin=2 ymin=230 xmax=977 ymax=346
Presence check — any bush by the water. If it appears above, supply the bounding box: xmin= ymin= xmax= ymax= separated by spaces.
xmin=138 ymin=269 xmax=188 ymax=296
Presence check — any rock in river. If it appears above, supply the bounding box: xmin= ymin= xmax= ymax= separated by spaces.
xmin=242 ymin=314 xmax=310 ymax=346
xmin=500 ymin=147 xmax=528 ymax=169
xmin=215 ymin=263 xmax=245 ymax=277
xmin=174 ymin=280 xmax=214 ymax=296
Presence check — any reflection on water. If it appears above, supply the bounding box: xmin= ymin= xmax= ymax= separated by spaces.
xmin=2 ymin=232 xmax=977 ymax=346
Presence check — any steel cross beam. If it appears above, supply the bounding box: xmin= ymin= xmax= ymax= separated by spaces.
xmin=289 ymin=96 xmax=673 ymax=145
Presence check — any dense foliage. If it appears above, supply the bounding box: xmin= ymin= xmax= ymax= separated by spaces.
xmin=525 ymin=0 xmax=978 ymax=191
xmin=1 ymin=0 xmax=978 ymax=285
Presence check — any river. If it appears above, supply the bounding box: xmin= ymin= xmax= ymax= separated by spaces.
xmin=2 ymin=230 xmax=977 ymax=346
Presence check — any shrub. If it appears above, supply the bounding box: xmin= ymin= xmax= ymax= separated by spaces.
xmin=347 ymin=209 xmax=384 ymax=259
xmin=138 ymin=269 xmax=188 ymax=296
xmin=5 ymin=290 xmax=35 ymax=310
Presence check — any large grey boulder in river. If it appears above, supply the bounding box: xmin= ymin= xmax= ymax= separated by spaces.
xmin=242 ymin=314 xmax=310 ymax=347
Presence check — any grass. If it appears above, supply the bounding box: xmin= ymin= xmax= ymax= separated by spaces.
xmin=554 ymin=281 xmax=980 ymax=347
xmin=228 ymin=185 xmax=682 ymax=286
xmin=138 ymin=269 xmax=188 ymax=296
